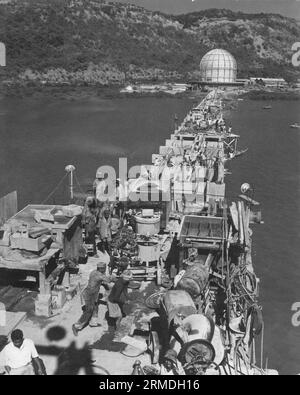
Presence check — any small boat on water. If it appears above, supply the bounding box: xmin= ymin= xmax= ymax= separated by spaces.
xmin=263 ymin=105 xmax=272 ymax=110
xmin=290 ymin=123 xmax=300 ymax=129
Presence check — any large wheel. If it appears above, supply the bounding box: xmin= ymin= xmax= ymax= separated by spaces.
xmin=149 ymin=331 xmax=160 ymax=364
xmin=179 ymin=339 xmax=215 ymax=368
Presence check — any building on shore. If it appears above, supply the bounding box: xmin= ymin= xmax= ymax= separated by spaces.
xmin=249 ymin=77 xmax=288 ymax=88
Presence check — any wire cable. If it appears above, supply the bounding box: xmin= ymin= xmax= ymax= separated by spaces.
xmin=74 ymin=171 xmax=86 ymax=195
xmin=41 ymin=173 xmax=68 ymax=204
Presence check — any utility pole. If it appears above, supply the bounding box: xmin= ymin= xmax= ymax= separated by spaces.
xmin=65 ymin=165 xmax=76 ymax=202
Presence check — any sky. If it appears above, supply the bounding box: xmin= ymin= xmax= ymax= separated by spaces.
xmin=116 ymin=0 xmax=300 ymax=19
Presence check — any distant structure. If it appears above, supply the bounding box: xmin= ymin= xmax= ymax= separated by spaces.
xmin=249 ymin=77 xmax=287 ymax=88
xmin=200 ymin=49 xmax=237 ymax=83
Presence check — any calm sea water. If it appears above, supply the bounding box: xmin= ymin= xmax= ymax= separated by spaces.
xmin=0 ymin=94 xmax=299 ymax=374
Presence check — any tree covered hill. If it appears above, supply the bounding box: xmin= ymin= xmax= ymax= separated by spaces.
xmin=0 ymin=0 xmax=299 ymax=84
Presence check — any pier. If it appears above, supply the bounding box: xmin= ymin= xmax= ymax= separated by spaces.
xmin=0 ymin=90 xmax=277 ymax=375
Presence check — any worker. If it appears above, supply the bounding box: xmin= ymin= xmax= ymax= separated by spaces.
xmin=114 ymin=178 xmax=126 ymax=218
xmin=72 ymin=262 xmax=112 ymax=336
xmin=97 ymin=241 xmax=110 ymax=275
xmin=93 ymin=168 xmax=107 ymax=206
xmin=1 ymin=329 xmax=44 ymax=375
xmin=159 ymin=349 xmax=185 ymax=376
xmin=107 ymin=270 xmax=133 ymax=330
xmin=82 ymin=196 xmax=99 ymax=255
xmin=215 ymin=119 xmax=219 ymax=132
xmin=98 ymin=208 xmax=112 ymax=252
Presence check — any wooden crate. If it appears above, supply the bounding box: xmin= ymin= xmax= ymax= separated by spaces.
xmin=10 ymin=235 xmax=46 ymax=252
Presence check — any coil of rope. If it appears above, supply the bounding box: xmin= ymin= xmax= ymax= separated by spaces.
xmin=145 ymin=291 xmax=166 ymax=310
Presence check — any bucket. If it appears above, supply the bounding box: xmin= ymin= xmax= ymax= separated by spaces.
xmin=135 ymin=214 xmax=160 ymax=235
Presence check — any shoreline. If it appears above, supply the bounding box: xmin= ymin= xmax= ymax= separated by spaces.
xmin=1 ymin=82 xmax=299 ymax=102
xmin=240 ymin=89 xmax=300 ymax=101
xmin=0 ymin=83 xmax=197 ymax=101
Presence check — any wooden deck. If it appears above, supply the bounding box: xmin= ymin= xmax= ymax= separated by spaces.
xmin=0 ymin=311 xmax=27 ymax=337
xmin=0 ymin=248 xmax=60 ymax=294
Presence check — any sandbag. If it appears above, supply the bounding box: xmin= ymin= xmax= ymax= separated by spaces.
xmin=176 ymin=262 xmax=209 ymax=299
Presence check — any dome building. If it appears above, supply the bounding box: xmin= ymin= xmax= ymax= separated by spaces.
xmin=200 ymin=49 xmax=237 ymax=84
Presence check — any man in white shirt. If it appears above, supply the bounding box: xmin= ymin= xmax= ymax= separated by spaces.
xmin=2 ymin=329 xmax=43 ymax=375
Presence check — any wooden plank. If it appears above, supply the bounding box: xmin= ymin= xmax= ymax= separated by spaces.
xmin=204 ymin=253 xmax=215 ymax=269
xmin=10 ymin=205 xmax=77 ymax=230
xmin=0 ymin=191 xmax=18 ymax=226
xmin=230 ymin=202 xmax=239 ymax=231
xmin=0 ymin=248 xmax=60 ymax=272
xmin=181 ymin=242 xmax=220 ymax=250
xmin=0 ymin=312 xmax=27 ymax=337
xmin=241 ymin=202 xmax=250 ymax=247
xmin=237 ymin=201 xmax=244 ymax=245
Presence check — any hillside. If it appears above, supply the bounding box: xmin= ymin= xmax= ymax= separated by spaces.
xmin=0 ymin=0 xmax=299 ymax=85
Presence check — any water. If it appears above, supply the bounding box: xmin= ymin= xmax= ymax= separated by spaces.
xmin=0 ymin=96 xmax=192 ymax=206
xmin=226 ymin=100 xmax=300 ymax=375
xmin=0 ymin=94 xmax=299 ymax=374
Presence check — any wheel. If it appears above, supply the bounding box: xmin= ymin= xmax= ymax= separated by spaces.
xmin=149 ymin=331 xmax=160 ymax=364
xmin=179 ymin=339 xmax=215 ymax=367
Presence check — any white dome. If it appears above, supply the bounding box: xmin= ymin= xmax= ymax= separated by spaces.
xmin=200 ymin=49 xmax=237 ymax=83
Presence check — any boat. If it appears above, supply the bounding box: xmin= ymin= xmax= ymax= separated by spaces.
xmin=263 ymin=105 xmax=272 ymax=110
xmin=290 ymin=123 xmax=300 ymax=129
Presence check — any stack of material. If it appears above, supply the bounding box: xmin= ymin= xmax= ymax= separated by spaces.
xmin=195 ymin=182 xmax=206 ymax=206
xmin=206 ymin=182 xmax=225 ymax=202
xmin=195 ymin=166 xmax=207 ymax=206
xmin=10 ymin=224 xmax=52 ymax=253
xmin=159 ymin=146 xmax=169 ymax=155
xmin=62 ymin=205 xmax=83 ymax=217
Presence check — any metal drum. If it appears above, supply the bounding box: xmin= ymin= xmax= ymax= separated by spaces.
xmin=182 ymin=314 xmax=214 ymax=342
xmin=161 ymin=290 xmax=197 ymax=326
xmin=176 ymin=262 xmax=209 ymax=299
xmin=170 ymin=313 xmax=224 ymax=367
xmin=135 ymin=214 xmax=161 ymax=235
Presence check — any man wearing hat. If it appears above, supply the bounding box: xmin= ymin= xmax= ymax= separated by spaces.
xmin=72 ymin=261 xmax=112 ymax=336
xmin=98 ymin=208 xmax=113 ymax=253
xmin=159 ymin=349 xmax=185 ymax=375
xmin=114 ymin=178 xmax=126 ymax=218
xmin=93 ymin=168 xmax=107 ymax=203
xmin=107 ymin=270 xmax=133 ymax=330
xmin=82 ymin=195 xmax=99 ymax=256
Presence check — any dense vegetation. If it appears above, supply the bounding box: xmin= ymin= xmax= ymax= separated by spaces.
xmin=0 ymin=0 xmax=299 ymax=85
